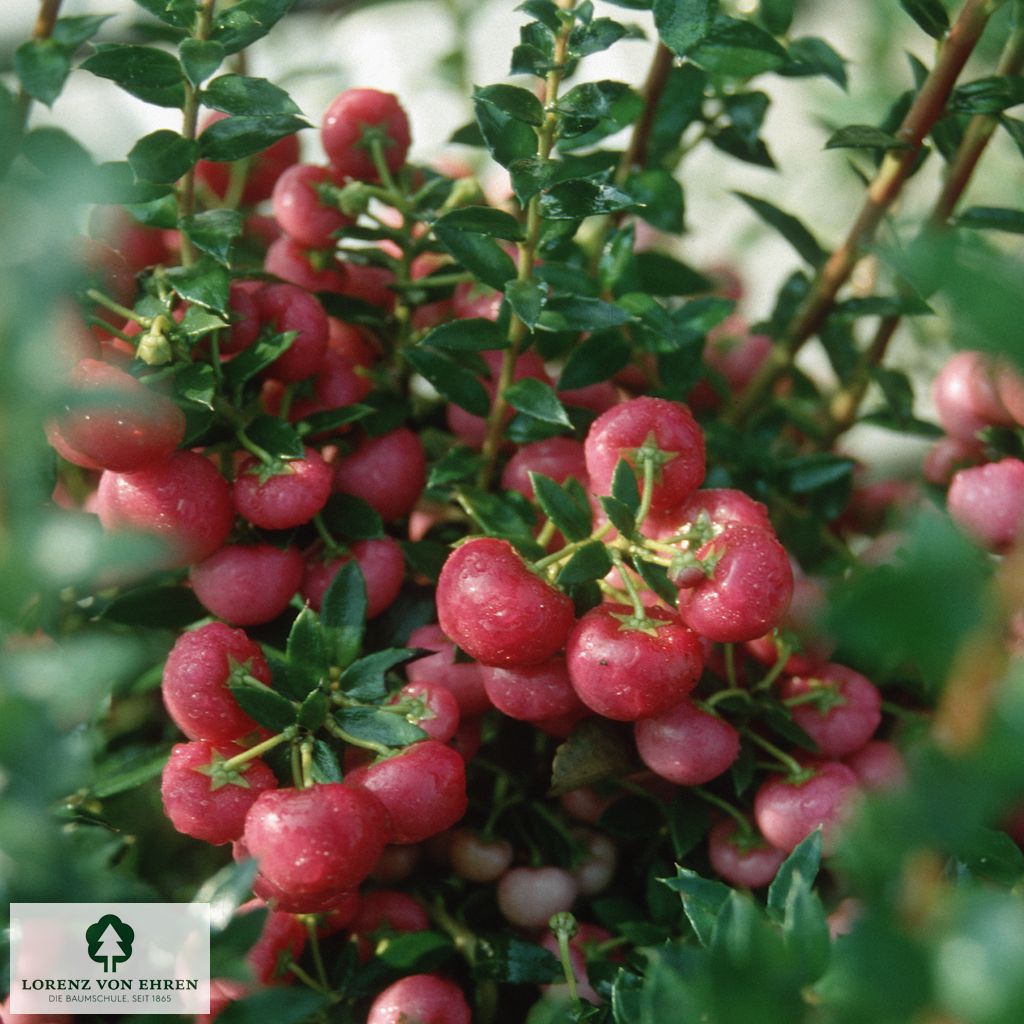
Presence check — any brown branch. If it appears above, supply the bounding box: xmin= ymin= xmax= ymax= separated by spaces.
xmin=727 ymin=0 xmax=1003 ymax=428
xmin=613 ymin=42 xmax=675 ymax=187
xmin=825 ymin=11 xmax=1024 ymax=441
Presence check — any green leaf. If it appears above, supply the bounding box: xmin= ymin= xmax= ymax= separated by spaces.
xmin=179 ymin=39 xmax=225 ymax=87
xmin=612 ymin=459 xmax=641 ymax=511
xmin=690 ymin=16 xmax=789 ymax=77
xmin=648 ymin=63 xmax=708 ymax=165
xmin=780 ymin=36 xmax=848 ymax=90
xmin=473 ymin=934 xmax=563 ymax=984
xmin=734 ymin=191 xmax=826 ymax=267
xmin=627 ymin=168 xmax=685 ymax=232
xmin=318 ymin=493 xmax=384 ymax=542
xmin=210 ymin=0 xmax=296 ymax=54
xmin=296 ymin=690 xmax=328 ymax=731
xmin=180 ymin=208 xmax=244 ymax=265
xmin=503 ymin=378 xmax=571 ymax=426
xmin=540 ymin=295 xmax=632 ymax=332
xmin=518 ymin=0 xmax=562 ymax=31
xmin=91 ymin=745 xmax=171 ymax=799
xmin=952 ymin=75 xmax=1024 ymax=115
xmin=569 ymin=17 xmax=632 ymax=59
xmin=428 ymin=446 xmax=484 ymax=490
xmin=320 ymin=560 xmax=366 ymax=669
xmin=474 ymin=83 xmax=544 ymax=126
xmin=474 ymin=86 xmax=538 ymax=167
xmin=198 ymin=114 xmax=307 ymax=162
xmin=505 ymin=279 xmax=546 ymax=329
xmin=529 ymin=472 xmax=592 ymax=541
xmin=654 ymin=0 xmax=718 ymax=56
xmin=405 ymin=347 xmax=491 ymax=416
xmin=164 ymin=256 xmax=230 ymax=313
xmin=558 ymin=80 xmax=643 ymax=148
xmin=338 ymin=647 xmax=425 ymax=702
xmin=201 ymin=73 xmax=301 ymax=116
xmin=81 ymin=45 xmax=186 ymax=108
xmin=100 ymin=584 xmax=205 ymax=629
xmin=759 ymin=0 xmax=793 ymax=35
xmin=433 ymin=225 xmax=518 ymax=292
xmin=133 ymin=0 xmax=198 ymax=29
xmin=128 ymin=129 xmax=198 ymax=184
xmin=600 ymin=495 xmax=636 ymax=538
xmin=434 ymin=205 xmax=524 ymax=240
xmin=308 ymin=739 xmax=342 ymax=783
xmin=243 ymin=414 xmax=304 ymax=461
xmin=334 ymin=706 xmax=427 ymax=748
xmin=635 ymin=253 xmax=713 ymax=297
xmin=297 ymin=404 xmax=374 ymax=439
xmin=509 ymin=157 xmax=556 ymax=204
xmin=767 ymin=828 xmax=822 ymax=922
xmin=421 ymin=318 xmax=507 ymax=352
xmin=377 ymin=930 xmax=454 ymax=971
xmin=557 ymin=540 xmax=613 ymax=585
xmin=830 ymin=294 xmax=932 ymax=320
xmin=221 ymin=329 xmax=296 ymax=388
xmin=559 ymin=331 xmax=631 ymax=389
xmin=633 ymin=557 xmax=677 ymax=608
xmin=52 ymin=13 xmax=114 ymax=49
xmin=228 ymin=676 xmax=296 ymax=733
xmin=663 ymin=867 xmax=733 ymax=947
xmin=825 ymin=124 xmax=912 ymax=151
xmin=286 ymin=605 xmax=328 ymax=699
xmin=899 ymin=0 xmax=949 ymax=38
xmin=781 ymin=872 xmax=830 ymax=982
xmin=539 ymin=179 xmax=638 ymax=220
xmin=14 ymin=39 xmax=71 ymax=107
xmin=456 ymin=485 xmax=538 ymax=541
xmin=1001 ymin=114 xmax=1024 ymax=157
xmin=549 ymin=717 xmax=636 ymax=796
xmin=954 ymin=206 xmax=1024 ymax=235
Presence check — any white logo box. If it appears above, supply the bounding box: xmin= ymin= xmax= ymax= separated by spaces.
xmin=10 ymin=903 xmax=210 ymax=1015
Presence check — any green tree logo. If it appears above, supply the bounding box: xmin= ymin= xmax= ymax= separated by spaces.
xmin=85 ymin=915 xmax=135 ymax=973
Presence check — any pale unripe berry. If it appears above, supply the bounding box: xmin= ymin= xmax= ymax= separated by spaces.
xmin=496 ymin=866 xmax=578 ymax=929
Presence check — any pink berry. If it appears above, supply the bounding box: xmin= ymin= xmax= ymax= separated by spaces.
xmin=271 ymin=163 xmax=350 ymax=249
xmin=322 ymin=89 xmax=411 ymax=183
xmin=391 ymin=681 xmax=460 ymax=743
xmin=301 ymin=536 xmax=404 ymax=618
xmin=707 ymin=816 xmax=786 ymax=888
xmin=233 ymin=447 xmax=332 ymax=530
xmin=933 ymin=350 xmax=1013 ymax=440
xmin=780 ymin=664 xmax=882 ymax=759
xmin=496 ymin=866 xmax=578 ymax=929
xmin=237 ymin=899 xmax=306 ymax=986
xmin=745 ymin=575 xmax=834 ymax=676
xmin=922 ymin=435 xmax=987 ymax=487
xmin=539 ymin=923 xmax=614 ymax=1005
xmin=256 ymin=283 xmax=329 ymax=382
xmin=190 ymin=544 xmax=305 ymax=625
xmin=566 ymin=604 xmax=704 ymax=721
xmin=584 ymin=396 xmax=705 ymax=511
xmin=49 ymin=358 xmax=185 ymax=472
xmin=332 ymin=428 xmax=426 ymax=521
xmin=501 ymin=437 xmax=589 ymax=499
xmin=844 ymin=739 xmax=907 ymax=791
xmin=651 ymin=487 xmax=772 ymax=537
xmin=162 ymin=622 xmax=272 ymax=742
xmin=252 ymin=874 xmax=359 ymax=915
xmin=634 ymin=700 xmax=740 ymax=785
xmin=350 ymin=890 xmax=430 ymax=961
xmin=754 ymin=761 xmax=860 ymax=854
xmin=405 ymin=623 xmax=491 ymax=716
xmin=244 ymin=784 xmax=391 ymax=908
xmin=481 ymin=656 xmax=585 ymax=722
xmin=436 ymin=537 xmax=575 ymax=668
xmin=95 ymin=451 xmax=234 ymax=567
xmin=366 ymin=974 xmax=470 ymax=1024
xmin=336 ymin=262 xmax=396 ymax=312
xmin=448 ymin=829 xmax=514 ymax=883
xmin=676 ymin=524 xmax=794 ymax=643
xmin=161 ymin=740 xmax=277 ymax=845
xmin=947 ymin=457 xmax=1024 ymax=551
xmin=571 ymin=829 xmax=617 ymax=895
xmin=222 ymin=280 xmax=264 ymax=354
xmin=345 ymin=740 xmax=467 ymax=844
xmin=264 ymin=235 xmax=347 ymax=293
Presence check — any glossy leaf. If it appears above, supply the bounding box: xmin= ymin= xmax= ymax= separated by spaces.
xmin=405 ymin=346 xmax=491 ymax=416
xmin=954 ymin=206 xmax=1024 ymax=235
xmin=434 ymin=205 xmax=524 ymax=240
xmin=337 ymin=647 xmax=425 ymax=702
xmin=197 ymin=114 xmax=307 ymax=162
xmin=81 ymin=45 xmax=186 ymax=108
xmin=179 ymin=39 xmax=225 ymax=87
xmin=558 ymin=331 xmax=631 ymax=389
xmin=734 ymin=191 xmax=827 ymax=267
xmin=164 ymin=257 xmax=231 ymax=314
xmin=128 ymin=130 xmax=198 ymax=184
xmin=228 ymin=676 xmax=296 ymax=733
xmin=321 ymin=560 xmax=367 ymax=669
xmin=690 ymin=16 xmax=788 ymax=77
xmin=179 ymin=208 xmax=244 ymax=265
xmin=421 ymin=317 xmax=507 ymax=352
xmin=14 ymin=39 xmax=71 ymax=107
xmin=529 ymin=472 xmax=593 ymax=542
xmin=503 ymin=378 xmax=572 ymax=426
xmin=201 ymin=73 xmax=301 ymax=116
xmin=899 ymin=0 xmax=949 ymax=38
xmin=334 ymin=706 xmax=427 ymax=748
xmin=654 ymin=0 xmax=718 ymax=56
xmin=825 ymin=125 xmax=911 ymax=150
xmin=433 ymin=225 xmax=518 ymax=291
xmin=663 ymin=867 xmax=732 ymax=947
xmin=474 ymin=86 xmax=538 ymax=168
xmin=539 ymin=179 xmax=637 ymax=220
xmin=557 ymin=540 xmax=613 ymax=585
xmin=211 ymin=0 xmax=297 ymax=54
xmin=505 ymin=279 xmax=546 ymax=329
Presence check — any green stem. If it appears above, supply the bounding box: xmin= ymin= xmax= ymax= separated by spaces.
xmin=85 ymin=289 xmax=147 ymax=325
xmin=702 ymin=687 xmax=751 ymax=709
xmin=236 ymin=426 xmax=277 ymax=467
xmin=635 ymin=456 xmax=656 ymax=530
xmin=221 ymin=731 xmax=290 ymax=771
xmin=693 ymin=787 xmax=752 ymax=835
xmin=303 ymin=917 xmax=330 ymax=990
xmin=287 ymin=961 xmax=329 ymax=995
xmin=610 ymin=550 xmax=647 ymax=621
xmin=742 ymin=728 xmax=806 ymax=779
xmin=724 ymin=643 xmax=737 ymax=689
xmin=753 ymin=640 xmax=793 ymax=692
xmin=324 ymin=716 xmax=392 ymax=757
xmin=313 ymin=512 xmax=344 ymax=554
xmin=552 ymin=916 xmax=582 ymax=1009
xmin=290 ymin=741 xmax=303 ymax=788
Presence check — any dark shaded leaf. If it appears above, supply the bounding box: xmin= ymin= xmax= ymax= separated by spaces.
xmin=14 ymin=39 xmax=71 ymax=107
xmin=228 ymin=677 xmax=296 ymax=733
xmin=559 ymin=331 xmax=631 ymax=389
xmin=81 ymin=45 xmax=186 ymax=108
xmin=179 ymin=39 xmax=224 ymax=87
xmin=663 ymin=867 xmax=732 ymax=947
xmin=505 ymin=279 xmax=546 ymax=329
xmin=321 ymin=560 xmax=366 ymax=669
xmin=474 ymin=86 xmax=538 ymax=168
xmin=654 ymin=0 xmax=718 ymax=56
xmin=128 ymin=130 xmax=198 ymax=183
xmin=529 ymin=472 xmax=592 ymax=541
xmin=100 ymin=585 xmax=205 ymax=629
xmin=421 ymin=318 xmax=507 ymax=352
xmin=164 ymin=257 xmax=230 ymax=313
xmin=767 ymin=828 xmax=822 ymax=922
xmin=734 ymin=191 xmax=826 ymax=267
xmin=405 ymin=346 xmax=491 ymax=416
xmin=540 ymin=179 xmax=638 ymax=220
xmin=211 ymin=0 xmax=296 ymax=54
xmin=954 ymin=206 xmax=1024 ymax=234
xmin=433 ymin=225 xmax=518 ymax=291
xmin=180 ymin=208 xmax=244 ymax=265
xmin=899 ymin=0 xmax=949 ymax=39
xmin=780 ymin=36 xmax=848 ymax=90
xmin=503 ymin=378 xmax=571 ymax=426
xmin=334 ymin=706 xmax=427 ymax=747
xmin=474 ymin=934 xmax=563 ymax=983
xmin=198 ymin=114 xmax=307 ymax=162
xmin=557 ymin=540 xmax=613 ymax=585
xmin=338 ymin=647 xmax=425 ymax=702
xmin=434 ymin=205 xmax=524 ymax=240
xmin=690 ymin=16 xmax=788 ymax=78
xmin=286 ymin=605 xmax=328 ymax=698
xmin=825 ymin=124 xmax=912 ymax=150
xmin=549 ymin=717 xmax=636 ymax=796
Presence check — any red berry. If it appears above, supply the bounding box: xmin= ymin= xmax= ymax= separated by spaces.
xmin=448 ymin=828 xmax=514 ymax=883
xmin=256 ymin=283 xmax=329 ymax=382
xmin=237 ymin=899 xmax=306 ymax=986
xmin=436 ymin=537 xmax=575 ymax=668
xmin=301 ymin=536 xmax=404 ymax=618
xmin=922 ymin=435 xmax=987 ymax=487
xmin=501 ymin=437 xmax=589 ymax=499
xmin=634 ymin=700 xmax=740 ymax=785
xmin=584 ymin=396 xmax=705 ymax=511
xmin=233 ymin=447 xmax=332 ymax=530
xmin=327 ymin=317 xmax=380 ymax=367
xmin=496 ymin=866 xmax=578 ymax=929
xmin=349 ymin=889 xmax=430 ymax=961
xmin=161 ymin=740 xmax=277 ymax=845
xmin=336 ymin=262 xmax=396 ymax=312
xmin=332 ymin=427 xmax=426 ymax=521
xmin=844 ymin=739 xmax=907 ymax=791
xmin=933 ymin=350 xmax=1013 ymax=440
xmin=252 ymin=873 xmax=359 ymax=915
xmin=222 ymin=280 xmax=263 ymax=355
xmin=345 ymin=740 xmax=467 ymax=844
xmin=391 ymin=681 xmax=461 ymax=743
xmin=162 ymin=622 xmax=272 ymax=742
xmin=96 ymin=450 xmax=234 ymax=567
xmin=244 ymin=784 xmax=391 ymax=908
xmin=49 ymin=359 xmax=185 ymax=472
xmin=405 ymin=623 xmax=491 ymax=716
xmin=650 ymin=487 xmax=772 ymax=538
xmin=676 ymin=523 xmax=794 ymax=643
xmin=366 ymin=974 xmax=470 ymax=1024
xmin=947 ymin=457 xmax=1024 ymax=551
xmin=566 ymin=604 xmax=704 ymax=721
xmin=264 ymin=235 xmax=347 ymax=293
xmin=780 ymin=664 xmax=882 ymax=759
xmin=707 ymin=816 xmax=786 ymax=888
xmin=190 ymin=544 xmax=305 ymax=625
xmin=322 ymin=88 xmax=411 ymax=183
xmin=481 ymin=656 xmax=585 ymax=723
xmin=271 ymin=163 xmax=350 ymax=249
xmin=571 ymin=829 xmax=617 ymax=895
xmin=745 ymin=575 xmax=834 ymax=676
xmin=754 ymin=761 xmax=860 ymax=854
